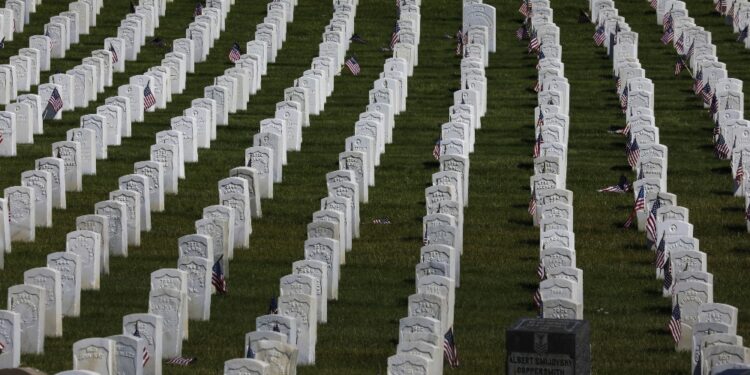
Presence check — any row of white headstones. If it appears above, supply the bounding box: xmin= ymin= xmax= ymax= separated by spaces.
xmin=0 ymin=0 xmax=112 ymax=153
xmin=0 ymin=0 xmax=262 ymax=372
xmin=591 ymin=0 xmax=748 ymax=374
xmin=383 ymin=2 xmax=496 ymax=374
xmin=0 ymin=0 xmax=497 ymax=373
xmin=527 ymin=1 xmax=585 ymax=323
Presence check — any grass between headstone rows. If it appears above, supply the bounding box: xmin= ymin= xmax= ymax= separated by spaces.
xmin=2 ymin=0 xmax=750 ymax=373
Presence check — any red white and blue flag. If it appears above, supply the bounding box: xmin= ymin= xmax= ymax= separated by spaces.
xmin=444 ymin=327 xmax=459 ymax=368
xmin=212 ymin=255 xmax=227 ymax=294
xmin=143 ymin=83 xmax=156 ymax=110
xmin=229 ymin=42 xmax=242 ymax=63
xmin=345 ymin=56 xmax=361 ymax=75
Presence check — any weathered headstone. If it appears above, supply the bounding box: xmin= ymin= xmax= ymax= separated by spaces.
xmin=506 ymin=318 xmax=590 ymax=374
xmin=46 ymin=252 xmax=81 ymax=318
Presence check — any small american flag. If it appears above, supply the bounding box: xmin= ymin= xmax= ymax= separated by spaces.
xmin=519 ymin=0 xmax=530 ymax=18
xmin=194 ymin=2 xmax=203 ymax=17
xmin=674 ymin=57 xmax=686 ymax=76
xmin=736 ymin=158 xmax=745 ymax=188
xmin=532 ymin=288 xmax=542 ymax=309
xmin=350 ymin=34 xmax=367 ymax=44
xmin=528 ymin=32 xmax=540 ymax=54
xmin=714 ymin=134 xmax=730 ymax=160
xmin=624 ymin=186 xmax=645 ymax=229
xmin=675 ymin=33 xmax=684 ymax=54
xmin=663 ymin=13 xmax=673 ymax=30
xmin=693 ymin=69 xmax=704 ymax=94
xmin=390 ymin=23 xmax=400 ymax=49
xmin=650 ymin=0 xmax=658 ymax=9
xmin=273 ymin=323 xmax=280 ymax=332
xmin=626 ymin=139 xmax=640 ymax=168
xmin=535 ymin=50 xmax=545 ymax=70
xmin=0 ymin=130 xmax=4 ymax=145
xmin=615 ymin=121 xmax=631 ymax=136
xmin=516 ymin=25 xmax=528 ymax=40
xmin=702 ymin=83 xmax=713 ymax=105
xmin=443 ymin=328 xmax=459 ymax=368
xmin=268 ymin=296 xmax=278 ymax=314
xmin=536 ymin=261 xmax=545 ymax=280
xmin=143 ymin=83 xmax=157 ymax=110
xmin=738 ymin=26 xmax=749 ymax=42
xmin=716 ymin=0 xmax=726 ymax=14
xmin=709 ymin=93 xmax=718 ymax=115
xmin=0 ymin=37 xmax=4 ymax=49
xmin=620 ymin=86 xmax=629 ymax=111
xmin=668 ymin=301 xmax=681 ymax=344
xmin=132 ymin=324 xmax=151 ymax=367
xmin=655 ymin=233 xmax=666 ymax=269
xmin=43 ymin=87 xmax=64 ymax=120
xmin=593 ymin=24 xmax=606 ymax=46
xmin=246 ymin=345 xmax=255 ymax=358
xmin=661 ymin=26 xmax=674 ymax=45
xmin=662 ymin=260 xmax=674 ymax=293
xmin=598 ymin=175 xmax=630 ymax=193
xmin=728 ymin=2 xmax=736 ymax=17
xmin=533 ymin=80 xmax=542 ymax=93
xmin=646 ymin=199 xmax=661 ymax=243
xmin=455 ymin=28 xmax=467 ymax=56
xmin=212 ymin=256 xmax=227 ymax=294
xmin=109 ymin=44 xmax=119 ymax=64
xmin=229 ymin=42 xmax=242 ymax=63
xmin=686 ymin=41 xmax=695 ymax=60
xmin=0 ymin=340 xmax=5 ymax=353
xmin=536 ymin=111 xmax=544 ymax=127
xmin=372 ymin=217 xmax=391 ymax=224
xmin=432 ymin=138 xmax=441 ymax=160
xmin=528 ymin=188 xmax=537 ymax=216
xmin=167 ymin=357 xmax=197 ymax=366
xmin=532 ymin=133 xmax=543 ymax=158
xmin=345 ymin=56 xmax=361 ymax=76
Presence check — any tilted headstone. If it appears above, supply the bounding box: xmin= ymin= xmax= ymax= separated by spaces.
xmin=72 ymin=338 xmax=115 ymax=374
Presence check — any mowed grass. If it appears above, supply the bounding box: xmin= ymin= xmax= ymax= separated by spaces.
xmin=1 ymin=0 xmax=750 ymax=373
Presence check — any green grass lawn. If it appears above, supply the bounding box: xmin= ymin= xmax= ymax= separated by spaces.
xmin=2 ymin=0 xmax=750 ymax=373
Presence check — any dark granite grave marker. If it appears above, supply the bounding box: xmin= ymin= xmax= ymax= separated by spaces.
xmin=506 ymin=318 xmax=591 ymax=375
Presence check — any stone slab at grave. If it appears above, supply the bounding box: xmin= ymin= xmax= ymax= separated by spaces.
xmin=17 ymin=94 xmax=41 ymax=135
xmin=0 ymin=111 xmax=15 ymax=157
xmin=51 ymin=140 xmax=82 ymax=192
xmin=172 ymin=38 xmax=195 ymax=73
xmin=224 ymin=358 xmax=269 ymax=375
xmin=104 ymin=96 xmax=131 ymax=138
xmin=73 ymin=337 xmax=115 ymax=374
xmin=75 ymin=214 xmax=109 ymax=275
xmin=66 ymin=128 xmax=96 ymax=176
xmin=177 ymin=256 xmax=212 ymax=321
xmin=229 ymin=167 xmax=262 ymax=218
xmin=190 ymin=98 xmax=217 ymax=140
xmin=202 ymin=204 xmax=235 ymax=261
xmin=46 ymin=252 xmax=81 ymax=317
xmin=254 ymin=340 xmax=298 ymax=375
xmin=150 ymin=144 xmax=178 ymax=194
xmin=149 ymin=269 xmax=189 ymax=340
xmin=118 ymin=84 xmax=144 ymax=123
xmin=119 ymin=174 xmax=151 ymax=232
xmin=107 ymin=334 xmax=146 ymax=375
xmin=80 ymin=114 xmax=107 ymax=159
xmin=278 ymin=293 xmax=317 ymax=365
xmin=96 ymin=105 xmax=122 ymax=147
xmin=110 ymin=190 xmax=141 ymax=246
xmin=94 ymin=200 xmax=127 ymax=257
xmin=7 ymin=284 xmax=45 ymax=354
xmin=195 ymin=217 xmax=230 ymax=279
xmin=0 ymin=199 xmax=9 ymax=256
xmin=23 ymin=267 xmax=61 ymax=337
xmin=218 ymin=179 xmax=250 ymax=250
xmin=4 ymin=186 xmax=35 ymax=242
xmin=134 ymin=160 xmax=165 ymax=212
xmin=506 ymin=318 xmax=590 ymax=375
xmin=20 ymin=170 xmax=51 ymax=228
xmin=244 ymin=146 xmax=274 ymax=199
xmin=30 ymin=35 xmax=52 ymax=71
xmin=122 ymin=313 xmax=162 ymax=373
xmin=147 ymin=288 xmax=185 ymax=358
xmin=65 ymin=230 xmax=100 ymax=291
xmin=0 ymin=310 xmax=21 ymax=368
